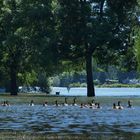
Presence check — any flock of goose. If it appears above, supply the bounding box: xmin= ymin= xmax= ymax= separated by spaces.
xmin=1 ymin=97 xmax=132 ymax=109
xmin=1 ymin=100 xmax=10 ymax=106
xmin=31 ymin=97 xmax=133 ymax=109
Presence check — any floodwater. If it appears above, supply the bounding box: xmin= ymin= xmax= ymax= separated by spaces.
xmin=0 ymin=104 xmax=140 ymax=137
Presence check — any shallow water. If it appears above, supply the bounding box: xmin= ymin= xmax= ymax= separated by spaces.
xmin=0 ymin=105 xmax=140 ymax=136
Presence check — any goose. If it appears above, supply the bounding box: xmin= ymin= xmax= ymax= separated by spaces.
xmin=80 ymin=103 xmax=84 ymax=108
xmin=127 ymin=100 xmax=132 ymax=108
xmin=96 ymin=103 xmax=101 ymax=109
xmin=91 ymin=99 xmax=95 ymax=107
xmin=5 ymin=100 xmax=10 ymax=106
xmin=43 ymin=101 xmax=48 ymax=107
xmin=63 ymin=97 xmax=68 ymax=106
xmin=2 ymin=101 xmax=7 ymax=106
xmin=112 ymin=103 xmax=117 ymax=109
xmin=117 ymin=101 xmax=123 ymax=109
xmin=72 ymin=97 xmax=77 ymax=106
xmin=29 ymin=100 xmax=34 ymax=106
xmin=55 ymin=100 xmax=60 ymax=106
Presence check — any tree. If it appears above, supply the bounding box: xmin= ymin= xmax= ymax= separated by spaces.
xmin=0 ymin=0 xmax=56 ymax=95
xmin=135 ymin=29 xmax=140 ymax=71
xmin=134 ymin=0 xmax=140 ymax=72
xmin=0 ymin=0 xmax=32 ymax=95
xmin=57 ymin=0 xmax=137 ymax=96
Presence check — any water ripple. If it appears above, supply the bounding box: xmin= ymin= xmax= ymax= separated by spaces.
xmin=0 ymin=105 xmax=140 ymax=134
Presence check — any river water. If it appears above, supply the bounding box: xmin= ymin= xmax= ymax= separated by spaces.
xmin=0 ymin=88 xmax=140 ymax=138
xmin=0 ymin=104 xmax=140 ymax=136
xmin=51 ymin=87 xmax=140 ymax=96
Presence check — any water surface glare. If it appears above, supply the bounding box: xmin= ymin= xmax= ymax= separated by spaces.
xmin=0 ymin=105 xmax=140 ymax=135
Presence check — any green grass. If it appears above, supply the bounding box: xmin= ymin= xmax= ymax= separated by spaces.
xmin=97 ymin=83 xmax=140 ymax=88
xmin=0 ymin=132 xmax=93 ymax=140
xmin=0 ymin=131 xmax=140 ymax=140
xmin=0 ymin=92 xmax=140 ymax=106
xmin=68 ymin=82 xmax=140 ymax=88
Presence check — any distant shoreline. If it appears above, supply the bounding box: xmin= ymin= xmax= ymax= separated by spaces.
xmin=64 ymin=83 xmax=140 ymax=88
xmin=96 ymin=84 xmax=140 ymax=88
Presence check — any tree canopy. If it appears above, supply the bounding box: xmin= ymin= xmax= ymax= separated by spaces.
xmin=0 ymin=0 xmax=58 ymax=95
xmin=0 ymin=0 xmax=139 ymax=96
xmin=57 ymin=0 xmax=138 ymax=96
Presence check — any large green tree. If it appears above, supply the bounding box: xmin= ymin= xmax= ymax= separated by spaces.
xmin=57 ymin=0 xmax=137 ymax=96
xmin=0 ymin=0 xmax=56 ymax=95
xmin=0 ymin=0 xmax=30 ymax=95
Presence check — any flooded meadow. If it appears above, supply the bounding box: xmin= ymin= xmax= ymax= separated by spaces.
xmin=0 ymin=101 xmax=140 ymax=139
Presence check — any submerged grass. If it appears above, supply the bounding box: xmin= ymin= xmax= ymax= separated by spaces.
xmin=0 ymin=93 xmax=140 ymax=106
xmin=0 ymin=131 xmax=140 ymax=140
xmin=0 ymin=132 xmax=91 ymax=140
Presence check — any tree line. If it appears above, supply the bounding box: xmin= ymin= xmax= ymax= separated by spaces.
xmin=0 ymin=0 xmax=140 ymax=96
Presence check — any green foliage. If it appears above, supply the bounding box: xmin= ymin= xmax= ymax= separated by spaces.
xmin=50 ymin=76 xmax=60 ymax=87
xmin=18 ymin=70 xmax=37 ymax=86
xmin=37 ymin=72 xmax=51 ymax=93
xmin=57 ymin=0 xmax=138 ymax=96
xmin=57 ymin=0 xmax=137 ymax=63
xmin=98 ymin=72 xmax=107 ymax=84
xmin=0 ymin=0 xmax=139 ymax=95
xmin=97 ymin=83 xmax=140 ymax=88
xmin=135 ymin=29 xmax=140 ymax=71
xmin=0 ymin=0 xmax=58 ymax=94
xmin=69 ymin=82 xmax=82 ymax=87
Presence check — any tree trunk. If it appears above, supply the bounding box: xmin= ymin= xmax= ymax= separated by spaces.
xmin=10 ymin=65 xmax=18 ymax=95
xmin=86 ymin=53 xmax=95 ymax=97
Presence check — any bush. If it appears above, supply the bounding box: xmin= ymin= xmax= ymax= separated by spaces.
xmin=69 ymin=82 xmax=87 ymax=87
xmin=69 ymin=82 xmax=81 ymax=87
